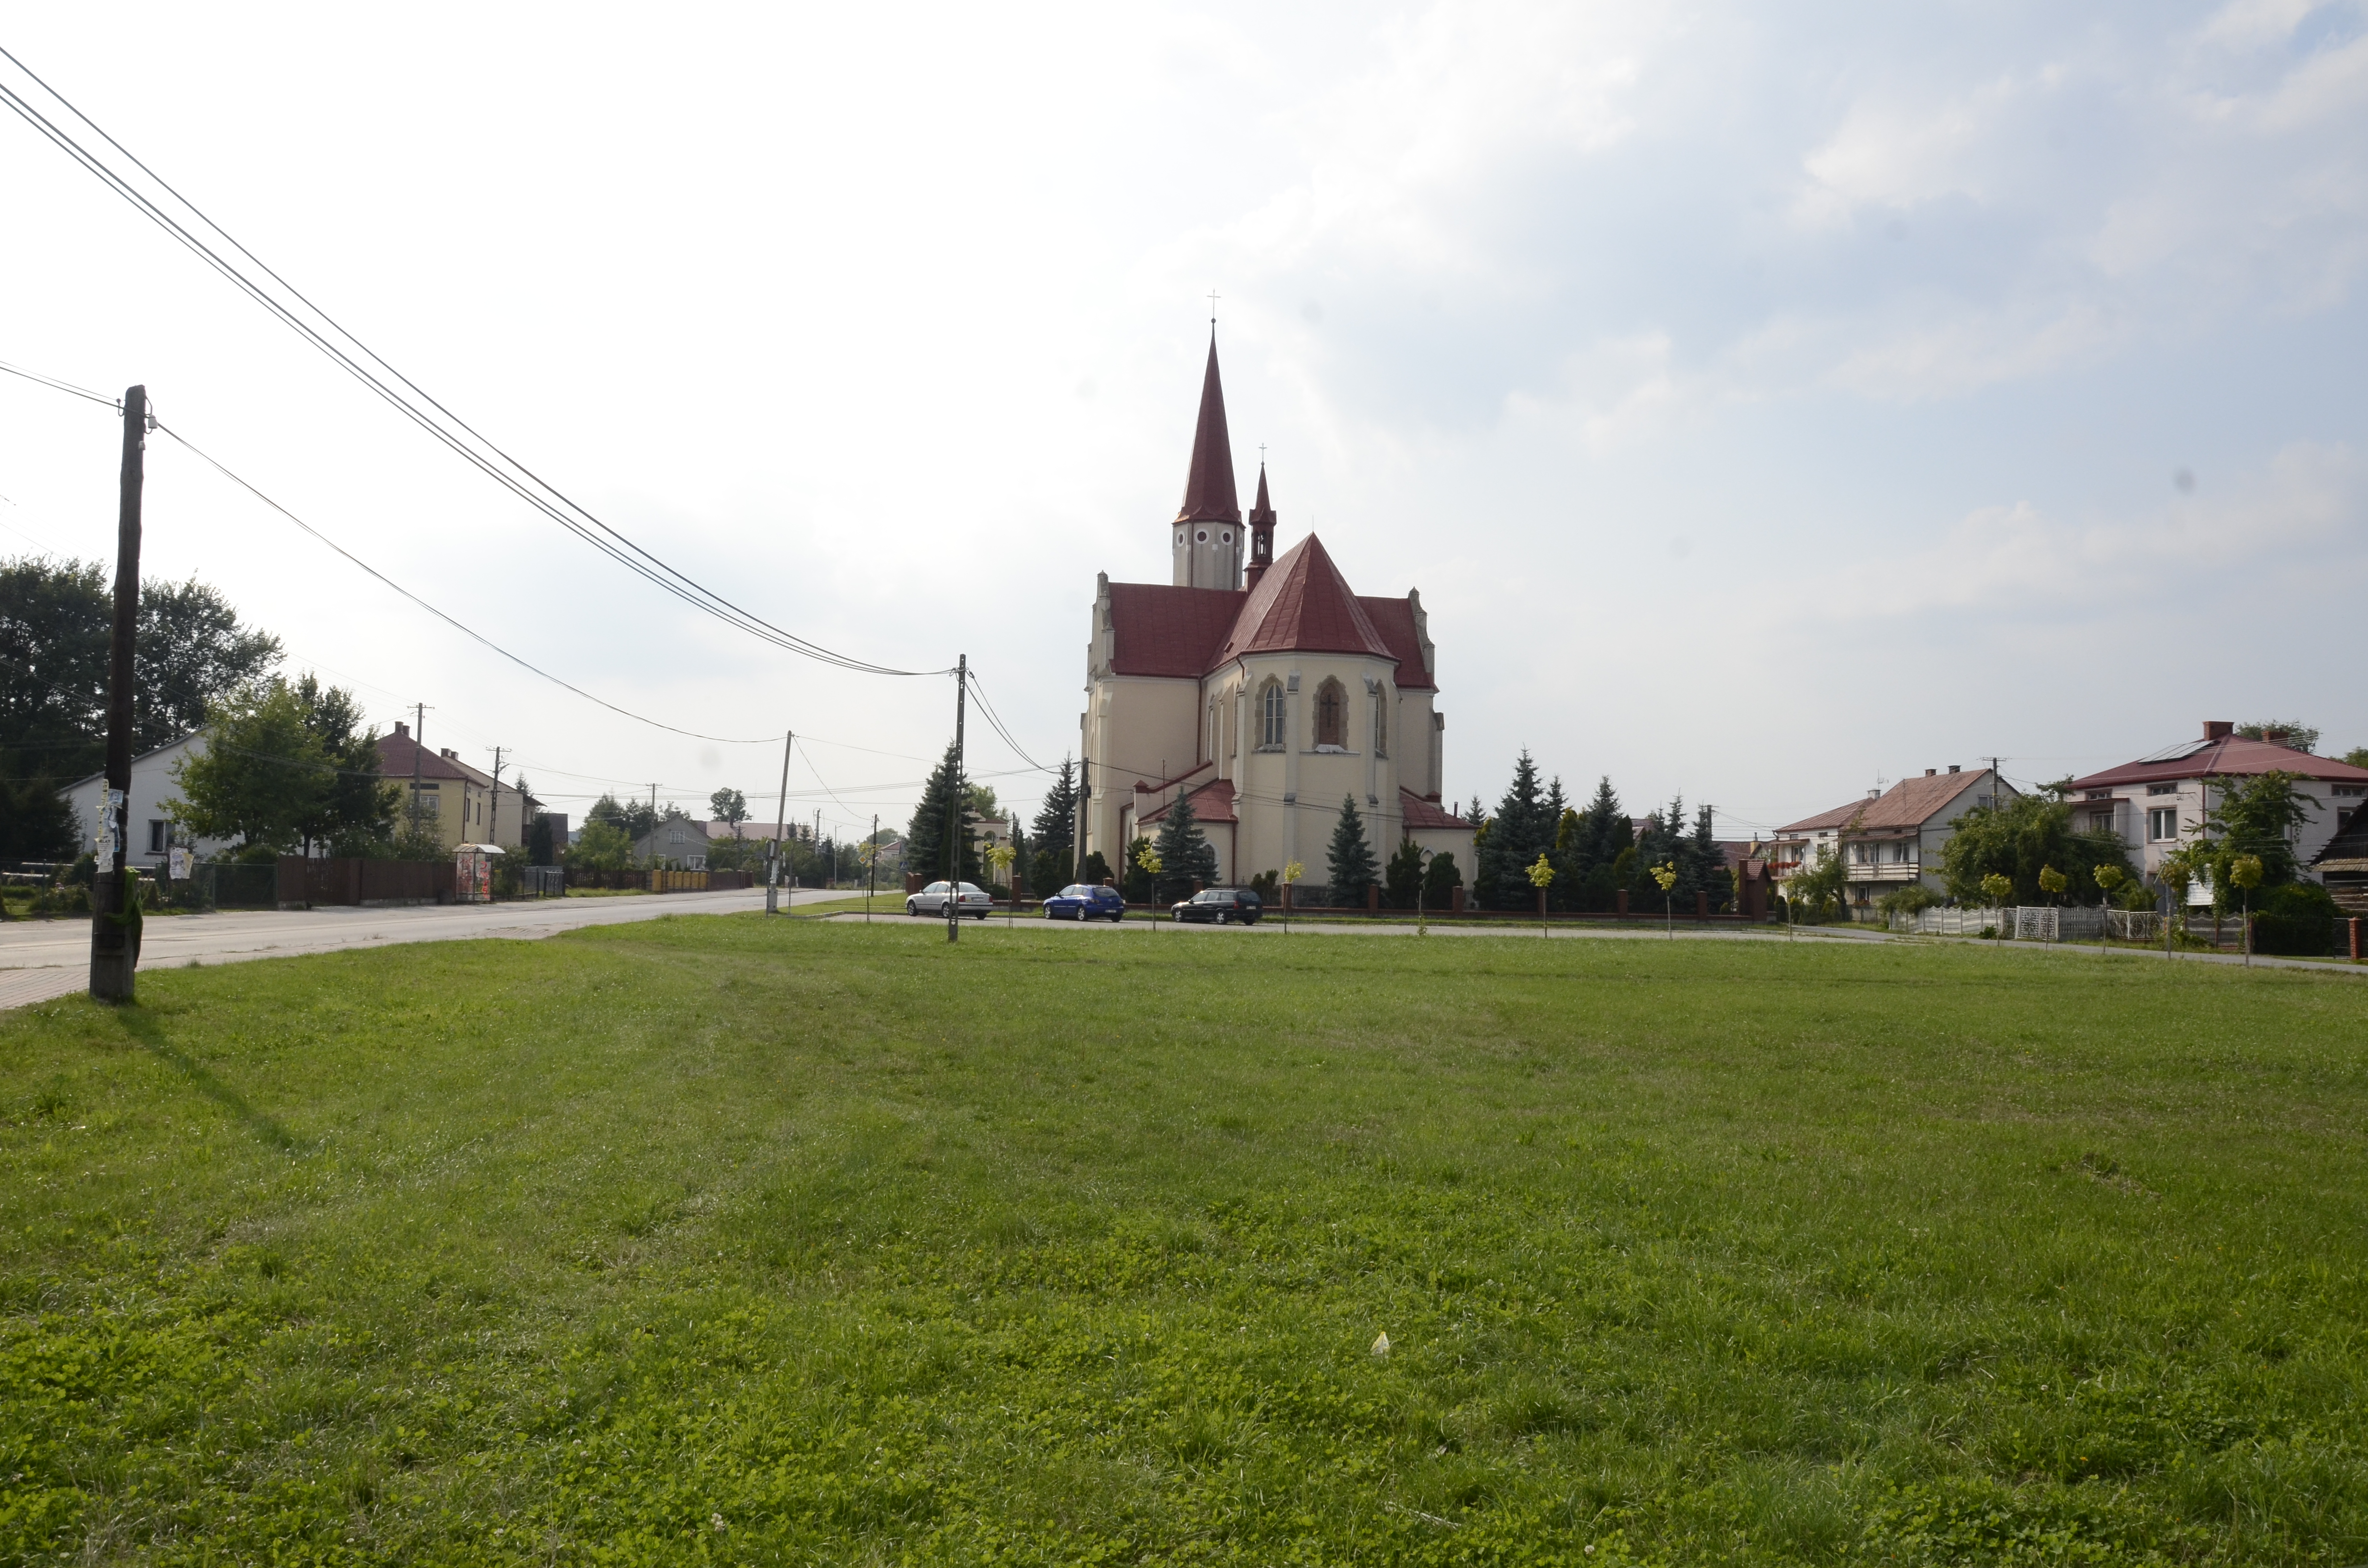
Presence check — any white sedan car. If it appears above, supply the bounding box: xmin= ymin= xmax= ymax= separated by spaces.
xmin=906 ymin=880 xmax=994 ymax=919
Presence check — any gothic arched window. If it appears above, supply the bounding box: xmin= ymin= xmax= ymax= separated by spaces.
xmin=1374 ymin=693 xmax=1387 ymax=758
xmin=1258 ymin=680 xmax=1286 ymax=749
xmin=1315 ymin=678 xmax=1346 ymax=748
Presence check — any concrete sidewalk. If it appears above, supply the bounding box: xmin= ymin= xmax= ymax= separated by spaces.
xmin=0 ymin=888 xmax=846 ymax=1010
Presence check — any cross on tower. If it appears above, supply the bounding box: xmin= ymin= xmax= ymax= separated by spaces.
xmin=1207 ymin=289 xmax=1220 ymax=324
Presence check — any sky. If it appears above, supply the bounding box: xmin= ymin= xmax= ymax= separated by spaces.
xmin=2 ymin=0 xmax=2364 ymax=843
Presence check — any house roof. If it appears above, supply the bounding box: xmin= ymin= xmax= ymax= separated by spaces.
xmin=1777 ymin=770 xmax=1992 ymax=835
xmin=1142 ymin=776 xmax=1237 ymax=826
xmin=2312 ymin=802 xmax=2368 ymax=870
xmin=1176 ymin=334 xmax=1241 ymax=525
xmin=379 ymin=725 xmax=495 ymax=788
xmin=63 ymin=730 xmax=203 ymax=791
xmin=1212 ymin=535 xmax=1396 ymax=666
xmin=2068 ymin=727 xmax=2368 ymax=791
xmin=1400 ymin=790 xmax=1466 ymax=830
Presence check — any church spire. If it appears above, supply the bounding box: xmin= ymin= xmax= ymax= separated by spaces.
xmin=1245 ymin=460 xmax=1277 ymax=591
xmin=1175 ymin=332 xmax=1241 ymax=525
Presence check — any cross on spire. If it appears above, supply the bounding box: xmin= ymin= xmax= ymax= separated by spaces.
xmin=1207 ymin=289 xmax=1221 ymax=325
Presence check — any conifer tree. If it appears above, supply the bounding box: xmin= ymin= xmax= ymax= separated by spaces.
xmin=1422 ymin=850 xmax=1463 ymax=905
xmin=1029 ymin=756 xmax=1080 ymax=880
xmin=1384 ymin=835 xmax=1425 ymax=908
xmin=1151 ymin=789 xmax=1218 ymax=900
xmin=905 ymin=741 xmax=981 ymax=885
xmin=1475 ymin=750 xmax=1555 ymax=909
xmin=1326 ymin=794 xmax=1380 ymax=905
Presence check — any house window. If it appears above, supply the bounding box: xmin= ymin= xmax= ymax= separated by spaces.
xmin=1314 ymin=678 xmax=1346 ymax=747
xmin=147 ymin=820 xmax=166 ymax=855
xmin=2148 ymin=807 xmax=2178 ymax=841
xmin=2146 ymin=783 xmax=2178 ymax=796
xmin=418 ymin=791 xmax=440 ymax=816
xmin=1892 ymin=842 xmax=1912 ymax=863
xmin=669 ymin=827 xmax=686 ymax=845
xmin=2335 ymin=784 xmax=2366 ymax=798
xmin=1258 ymin=680 xmax=1286 ymax=748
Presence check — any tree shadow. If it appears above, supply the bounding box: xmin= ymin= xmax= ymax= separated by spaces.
xmin=107 ymin=1002 xmax=315 ymax=1155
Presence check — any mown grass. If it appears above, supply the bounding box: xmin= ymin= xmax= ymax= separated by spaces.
xmin=3 ymin=919 xmax=2366 ymax=1565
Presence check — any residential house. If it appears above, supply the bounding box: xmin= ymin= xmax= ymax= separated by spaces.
xmin=62 ymin=733 xmax=234 ymax=868
xmin=1771 ymin=765 xmax=2017 ymax=910
xmin=2068 ymin=722 xmax=2368 ymax=902
xmin=636 ymin=817 xmax=711 ymax=868
xmin=379 ymin=722 xmax=515 ymax=851
xmin=2311 ymin=803 xmax=2368 ymax=914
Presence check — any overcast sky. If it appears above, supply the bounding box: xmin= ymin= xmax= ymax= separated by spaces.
xmin=3 ymin=1 xmax=2363 ymax=840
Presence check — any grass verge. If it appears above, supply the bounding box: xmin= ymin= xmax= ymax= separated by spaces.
xmin=3 ymin=919 xmax=2366 ymax=1563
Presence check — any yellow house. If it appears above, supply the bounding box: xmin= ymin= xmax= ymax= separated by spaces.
xmin=1079 ymin=336 xmax=1474 ymax=893
xmin=378 ymin=721 xmax=525 ymax=851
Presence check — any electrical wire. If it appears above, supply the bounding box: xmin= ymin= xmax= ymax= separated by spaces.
xmin=150 ymin=421 xmax=788 ymax=746
xmin=0 ymin=356 xmax=117 ymax=408
xmin=0 ymin=48 xmax=943 ymax=680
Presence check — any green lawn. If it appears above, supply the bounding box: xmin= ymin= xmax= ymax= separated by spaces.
xmin=4 ymin=920 xmax=2366 ymax=1565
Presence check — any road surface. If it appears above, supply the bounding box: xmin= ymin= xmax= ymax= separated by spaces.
xmin=0 ymin=888 xmax=854 ymax=1011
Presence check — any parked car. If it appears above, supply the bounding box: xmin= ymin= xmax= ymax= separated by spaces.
xmin=907 ymin=880 xmax=993 ymax=919
xmin=1041 ymin=883 xmax=1126 ymax=921
xmin=1171 ymin=887 xmax=1263 ymax=924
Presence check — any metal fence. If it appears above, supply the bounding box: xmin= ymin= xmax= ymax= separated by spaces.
xmin=520 ymin=866 xmax=565 ymax=898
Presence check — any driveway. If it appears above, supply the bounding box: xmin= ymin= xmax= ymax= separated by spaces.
xmin=0 ymin=888 xmax=846 ymax=1010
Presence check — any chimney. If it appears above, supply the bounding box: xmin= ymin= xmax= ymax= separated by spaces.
xmin=1948 ymin=763 xmax=1960 ymax=773
xmin=1924 ymin=768 xmax=1936 ymax=777
xmin=2264 ymin=726 xmax=2292 ymax=747
xmin=441 ymin=747 xmax=458 ymax=760
xmin=394 ymin=721 xmax=409 ymax=739
xmin=2204 ymin=720 xmax=2233 ymax=741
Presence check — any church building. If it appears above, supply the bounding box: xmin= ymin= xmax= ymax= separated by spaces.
xmin=1079 ymin=336 xmax=1474 ymax=894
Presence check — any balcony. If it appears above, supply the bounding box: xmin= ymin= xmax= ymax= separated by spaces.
xmin=1844 ymin=860 xmax=1920 ymax=882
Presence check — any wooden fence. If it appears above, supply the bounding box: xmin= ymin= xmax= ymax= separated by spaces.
xmin=276 ymin=857 xmax=454 ymax=908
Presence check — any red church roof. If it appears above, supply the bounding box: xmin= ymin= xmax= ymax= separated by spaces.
xmin=1142 ymin=776 xmax=1237 ymax=826
xmin=1105 ymin=584 xmax=1244 ymax=678
xmin=1399 ymin=789 xmax=1464 ymax=829
xmin=1356 ymin=593 xmax=1435 ymax=692
xmin=1212 ymin=535 xmax=1394 ymax=665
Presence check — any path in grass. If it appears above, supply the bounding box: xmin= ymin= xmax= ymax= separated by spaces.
xmin=3 ymin=917 xmax=2366 ymax=1565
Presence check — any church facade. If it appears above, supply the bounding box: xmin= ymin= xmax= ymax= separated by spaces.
xmin=1078 ymin=337 xmax=1474 ymax=894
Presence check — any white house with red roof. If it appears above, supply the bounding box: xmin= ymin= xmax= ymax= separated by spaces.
xmin=1079 ymin=334 xmax=1474 ymax=889
xmin=2065 ymin=722 xmax=2368 ymax=897
xmin=1771 ymin=764 xmax=2016 ymax=911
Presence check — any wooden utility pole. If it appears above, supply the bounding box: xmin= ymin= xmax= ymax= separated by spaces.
xmin=408 ymin=703 xmax=427 ymax=838
xmin=947 ymin=654 xmax=966 ymax=943
xmin=767 ymin=730 xmax=793 ymax=915
xmin=88 ymin=386 xmax=146 ymax=1002
xmin=488 ymin=746 xmax=504 ymax=846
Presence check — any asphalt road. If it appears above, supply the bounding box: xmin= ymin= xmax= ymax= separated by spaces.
xmin=0 ymin=887 xmax=851 ymax=1011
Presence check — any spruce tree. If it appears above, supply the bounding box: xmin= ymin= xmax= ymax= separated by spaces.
xmin=905 ymin=741 xmax=981 ymax=885
xmin=1029 ymin=757 xmax=1079 ymax=879
xmin=1384 ymin=835 xmax=1425 ymax=908
xmin=1150 ymin=790 xmax=1218 ymax=900
xmin=1476 ymin=750 xmax=1554 ymax=909
xmin=1326 ymin=795 xmax=1380 ymax=905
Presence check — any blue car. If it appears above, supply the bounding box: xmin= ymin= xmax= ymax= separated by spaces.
xmin=1041 ymin=883 xmax=1126 ymax=921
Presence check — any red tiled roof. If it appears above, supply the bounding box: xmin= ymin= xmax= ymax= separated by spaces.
xmin=1143 ymin=776 xmax=1237 ymax=826
xmin=1357 ymin=594 xmax=1435 ymax=691
xmin=1212 ymin=535 xmax=1394 ymax=666
xmin=1106 ymin=584 xmax=1246 ymax=677
xmin=379 ymin=727 xmax=493 ymax=787
xmin=1777 ymin=771 xmax=1990 ymax=835
xmin=1400 ymin=789 xmax=1466 ymax=830
xmin=1176 ymin=334 xmax=1240 ymax=525
xmin=2069 ymin=734 xmax=2368 ymax=790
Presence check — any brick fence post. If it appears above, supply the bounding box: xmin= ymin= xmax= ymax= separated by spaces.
xmin=1616 ymin=888 xmax=1629 ymax=918
xmin=1368 ymin=884 xmax=1380 ymax=913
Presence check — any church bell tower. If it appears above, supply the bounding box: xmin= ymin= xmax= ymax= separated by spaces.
xmin=1172 ymin=332 xmax=1244 ymax=590
xmin=1245 ymin=462 xmax=1276 ymax=590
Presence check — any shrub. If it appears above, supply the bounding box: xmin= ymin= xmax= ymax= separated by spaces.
xmin=2253 ymin=881 xmax=2343 ymax=956
xmin=1878 ymin=883 xmax=1941 ymax=917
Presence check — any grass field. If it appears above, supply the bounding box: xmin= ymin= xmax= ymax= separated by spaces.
xmin=4 ymin=919 xmax=2367 ymax=1565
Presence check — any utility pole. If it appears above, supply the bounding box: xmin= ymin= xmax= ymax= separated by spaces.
xmin=868 ymin=812 xmax=877 ymax=923
xmin=88 ymin=385 xmax=146 ymax=1002
xmin=488 ymin=746 xmax=504 ymax=848
xmin=947 ymin=654 xmax=966 ymax=943
xmin=408 ymin=703 xmax=427 ymax=841
xmin=768 ymin=730 xmax=792 ymax=915
xmin=814 ymin=808 xmax=823 ymax=890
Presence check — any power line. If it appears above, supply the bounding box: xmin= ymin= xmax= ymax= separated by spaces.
xmin=150 ymin=420 xmax=789 ymax=746
xmin=0 ymin=48 xmax=943 ymax=680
